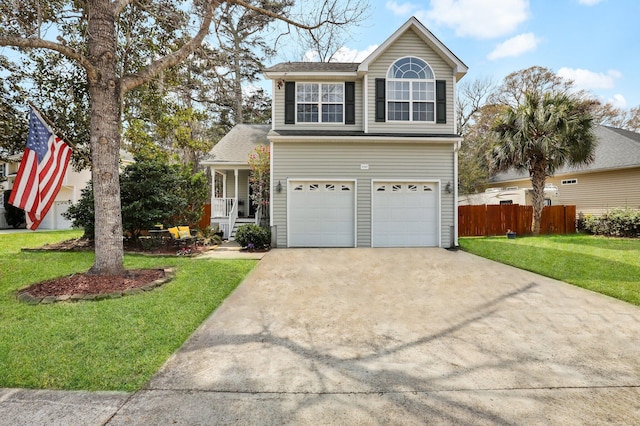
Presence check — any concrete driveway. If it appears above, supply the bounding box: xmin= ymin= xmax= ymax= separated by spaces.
xmin=3 ymin=248 xmax=640 ymax=425
xmin=107 ymin=248 xmax=640 ymax=425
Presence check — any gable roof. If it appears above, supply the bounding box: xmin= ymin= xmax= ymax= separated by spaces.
xmin=201 ymin=124 xmax=270 ymax=166
xmin=263 ymin=17 xmax=467 ymax=81
xmin=263 ymin=62 xmax=359 ymax=76
xmin=358 ymin=16 xmax=468 ymax=80
xmin=491 ymin=125 xmax=640 ymax=182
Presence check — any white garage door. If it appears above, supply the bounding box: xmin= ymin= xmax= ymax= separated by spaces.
xmin=288 ymin=180 xmax=355 ymax=247
xmin=372 ymin=181 xmax=438 ymax=247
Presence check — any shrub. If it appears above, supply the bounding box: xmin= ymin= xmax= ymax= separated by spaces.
xmin=582 ymin=208 xmax=640 ymax=238
xmin=3 ymin=190 xmax=25 ymax=228
xmin=63 ymin=158 xmax=208 ymax=241
xmin=235 ymin=224 xmax=270 ymax=249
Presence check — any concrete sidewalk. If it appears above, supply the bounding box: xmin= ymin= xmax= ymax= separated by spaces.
xmin=195 ymin=240 xmax=268 ymax=260
xmin=3 ymin=248 xmax=640 ymax=425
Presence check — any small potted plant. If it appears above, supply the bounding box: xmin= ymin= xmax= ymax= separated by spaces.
xmin=506 ymin=229 xmax=516 ymax=239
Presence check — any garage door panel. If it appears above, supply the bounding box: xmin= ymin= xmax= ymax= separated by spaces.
xmin=289 ymin=180 xmax=355 ymax=247
xmin=372 ymin=181 xmax=438 ymax=247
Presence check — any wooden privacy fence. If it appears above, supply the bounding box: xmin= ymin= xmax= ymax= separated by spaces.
xmin=459 ymin=205 xmax=576 ymax=237
xmin=198 ymin=203 xmax=212 ymax=230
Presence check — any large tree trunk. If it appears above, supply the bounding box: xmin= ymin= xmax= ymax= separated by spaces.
xmin=529 ymin=163 xmax=547 ymax=236
xmin=87 ymin=0 xmax=125 ymax=275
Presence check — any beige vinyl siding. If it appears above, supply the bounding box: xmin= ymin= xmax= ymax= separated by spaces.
xmin=494 ymin=167 xmax=640 ymax=216
xmin=367 ymin=29 xmax=455 ymax=135
xmin=272 ymin=79 xmax=364 ymax=132
xmin=271 ymin=141 xmax=456 ymax=247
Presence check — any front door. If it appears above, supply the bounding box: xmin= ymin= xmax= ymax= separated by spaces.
xmin=248 ymin=184 xmax=256 ymax=217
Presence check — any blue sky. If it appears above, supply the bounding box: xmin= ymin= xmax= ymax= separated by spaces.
xmin=271 ymin=0 xmax=640 ymax=109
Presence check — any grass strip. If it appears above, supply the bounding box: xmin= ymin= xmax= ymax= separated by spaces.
xmin=459 ymin=234 xmax=640 ymax=306
xmin=0 ymin=230 xmax=256 ymax=391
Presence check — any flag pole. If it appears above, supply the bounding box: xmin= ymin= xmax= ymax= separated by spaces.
xmin=27 ymin=102 xmax=93 ymax=167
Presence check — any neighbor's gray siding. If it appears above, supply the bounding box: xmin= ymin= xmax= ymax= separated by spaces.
xmin=271 ymin=141 xmax=456 ymax=247
xmin=272 ymin=79 xmax=363 ymax=132
xmin=494 ymin=167 xmax=640 ymax=217
xmin=367 ymin=29 xmax=455 ymax=135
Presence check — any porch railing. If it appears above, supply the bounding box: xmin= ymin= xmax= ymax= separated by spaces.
xmin=212 ymin=197 xmax=235 ymax=218
xmin=226 ymin=199 xmax=239 ymax=240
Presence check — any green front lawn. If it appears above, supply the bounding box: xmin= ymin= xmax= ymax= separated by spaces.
xmin=459 ymin=234 xmax=640 ymax=306
xmin=0 ymin=230 xmax=256 ymax=391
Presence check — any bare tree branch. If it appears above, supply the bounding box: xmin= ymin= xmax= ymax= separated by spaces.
xmin=0 ymin=36 xmax=98 ymax=82
xmin=231 ymin=0 xmax=346 ymax=30
xmin=119 ymin=1 xmax=216 ymax=95
xmin=111 ymin=0 xmax=133 ymax=15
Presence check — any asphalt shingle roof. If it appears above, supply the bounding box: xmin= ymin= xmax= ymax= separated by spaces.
xmin=263 ymin=62 xmax=360 ymax=73
xmin=491 ymin=125 xmax=640 ymax=182
xmin=203 ymin=124 xmax=270 ymax=164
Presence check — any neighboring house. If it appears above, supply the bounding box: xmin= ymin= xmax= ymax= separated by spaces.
xmin=0 ymin=149 xmax=133 ymax=229
xmin=201 ymin=124 xmax=271 ymax=238
xmin=459 ymin=185 xmax=560 ymax=207
xmin=0 ymin=154 xmax=91 ymax=229
xmin=489 ymin=125 xmax=640 ymax=217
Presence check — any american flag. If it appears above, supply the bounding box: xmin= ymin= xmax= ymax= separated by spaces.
xmin=9 ymin=108 xmax=72 ymax=230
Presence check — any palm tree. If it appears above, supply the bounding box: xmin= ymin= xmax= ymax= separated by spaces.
xmin=490 ymin=91 xmax=597 ymax=235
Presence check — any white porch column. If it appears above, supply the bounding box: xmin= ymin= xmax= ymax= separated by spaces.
xmin=234 ymin=169 xmax=239 ymax=200
xmin=210 ymin=167 xmax=216 ymax=201
xmin=222 ymin=171 xmax=227 ymax=198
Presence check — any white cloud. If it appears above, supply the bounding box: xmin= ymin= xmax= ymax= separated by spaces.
xmin=487 ymin=33 xmax=540 ymax=60
xmin=303 ymin=50 xmax=319 ymax=62
xmin=385 ymin=1 xmax=419 ymax=15
xmin=608 ymin=94 xmax=627 ymax=108
xmin=422 ymin=0 xmax=530 ymax=39
xmin=578 ymin=0 xmax=603 ymax=5
xmin=331 ymin=45 xmax=379 ymax=62
xmin=303 ymin=45 xmax=379 ymax=63
xmin=557 ymin=67 xmax=621 ymax=90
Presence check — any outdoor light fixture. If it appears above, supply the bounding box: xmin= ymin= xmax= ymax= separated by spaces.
xmin=276 ymin=180 xmax=282 ymax=193
xmin=445 ymin=181 xmax=453 ymax=194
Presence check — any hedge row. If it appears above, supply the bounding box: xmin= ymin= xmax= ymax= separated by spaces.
xmin=580 ymin=208 xmax=640 ymax=238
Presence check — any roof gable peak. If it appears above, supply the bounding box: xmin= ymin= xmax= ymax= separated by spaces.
xmin=358 ymin=16 xmax=467 ymax=80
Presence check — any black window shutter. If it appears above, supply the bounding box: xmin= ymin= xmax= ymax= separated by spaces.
xmin=375 ymin=78 xmax=385 ymax=122
xmin=284 ymin=81 xmax=295 ymax=124
xmin=436 ymin=80 xmax=446 ymax=124
xmin=345 ymin=82 xmax=355 ymax=125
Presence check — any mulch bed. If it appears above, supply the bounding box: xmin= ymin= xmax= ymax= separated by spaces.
xmin=16 ymin=237 xmax=188 ymax=303
xmin=21 ymin=269 xmax=166 ymax=298
xmin=33 ymin=237 xmax=210 ymax=256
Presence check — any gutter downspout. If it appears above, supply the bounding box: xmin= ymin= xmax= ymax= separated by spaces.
xmin=453 ymin=140 xmax=461 ymax=248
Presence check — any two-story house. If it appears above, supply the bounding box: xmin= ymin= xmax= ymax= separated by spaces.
xmin=203 ymin=17 xmax=467 ymax=248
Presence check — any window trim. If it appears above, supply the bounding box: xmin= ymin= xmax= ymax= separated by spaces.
xmin=561 ymin=178 xmax=578 ymax=185
xmin=295 ymin=82 xmax=345 ymax=124
xmin=385 ymin=56 xmax=436 ymax=123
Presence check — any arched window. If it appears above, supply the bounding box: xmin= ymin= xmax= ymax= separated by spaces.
xmin=386 ymin=57 xmax=435 ymax=122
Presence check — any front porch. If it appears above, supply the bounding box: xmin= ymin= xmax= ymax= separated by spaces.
xmin=209 ymin=168 xmax=258 ymax=240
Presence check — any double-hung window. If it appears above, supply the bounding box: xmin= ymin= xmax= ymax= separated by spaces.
xmin=296 ymin=83 xmax=344 ymax=123
xmin=387 ymin=57 xmax=435 ymax=122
